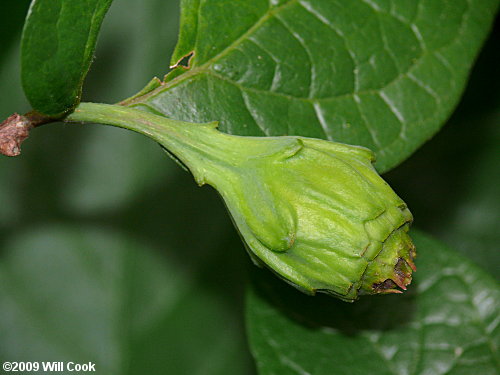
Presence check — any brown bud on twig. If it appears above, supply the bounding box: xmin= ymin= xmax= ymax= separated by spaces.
xmin=0 ymin=111 xmax=52 ymax=156
xmin=0 ymin=113 xmax=33 ymax=157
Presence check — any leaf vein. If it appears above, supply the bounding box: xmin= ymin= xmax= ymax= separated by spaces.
xmin=240 ymin=91 xmax=272 ymax=135
xmin=274 ymin=14 xmax=315 ymax=98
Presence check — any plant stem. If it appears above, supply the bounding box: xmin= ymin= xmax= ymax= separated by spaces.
xmin=66 ymin=102 xmax=227 ymax=183
xmin=67 ymin=102 xmax=207 ymax=137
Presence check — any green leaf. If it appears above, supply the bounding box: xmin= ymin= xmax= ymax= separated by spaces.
xmin=247 ymin=230 xmax=500 ymax=375
xmin=21 ymin=0 xmax=113 ymax=117
xmin=125 ymin=0 xmax=498 ymax=172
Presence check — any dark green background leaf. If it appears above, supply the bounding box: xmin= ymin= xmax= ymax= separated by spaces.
xmin=21 ymin=0 xmax=113 ymax=117
xmin=127 ymin=0 xmax=498 ymax=172
xmin=247 ymin=230 xmax=500 ymax=375
xmin=0 ymin=0 xmax=31 ymax=65
xmin=0 ymin=224 xmax=253 ymax=375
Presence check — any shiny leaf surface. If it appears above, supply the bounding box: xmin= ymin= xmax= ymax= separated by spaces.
xmin=128 ymin=0 xmax=498 ymax=172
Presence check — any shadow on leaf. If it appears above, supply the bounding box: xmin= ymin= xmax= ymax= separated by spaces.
xmin=250 ymin=266 xmax=417 ymax=336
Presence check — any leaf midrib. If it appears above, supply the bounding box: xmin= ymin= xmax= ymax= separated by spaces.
xmin=123 ymin=0 xmax=298 ymax=106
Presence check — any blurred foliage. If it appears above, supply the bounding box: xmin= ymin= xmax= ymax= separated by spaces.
xmin=0 ymin=1 xmax=498 ymax=374
xmin=0 ymin=0 xmax=255 ymax=374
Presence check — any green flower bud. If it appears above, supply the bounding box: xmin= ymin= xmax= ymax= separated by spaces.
xmin=167 ymin=126 xmax=415 ymax=302
xmin=69 ymin=104 xmax=416 ymax=302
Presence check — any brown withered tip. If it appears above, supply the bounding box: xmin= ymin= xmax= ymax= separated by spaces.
xmin=0 ymin=113 xmax=33 ymax=157
xmin=371 ymin=256 xmax=416 ymax=294
xmin=372 ymin=279 xmax=402 ymax=294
